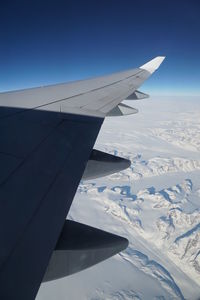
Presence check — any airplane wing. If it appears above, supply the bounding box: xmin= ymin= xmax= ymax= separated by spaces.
xmin=0 ymin=56 xmax=165 ymax=299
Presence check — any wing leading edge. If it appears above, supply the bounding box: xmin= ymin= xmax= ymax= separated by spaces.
xmin=0 ymin=56 xmax=165 ymax=299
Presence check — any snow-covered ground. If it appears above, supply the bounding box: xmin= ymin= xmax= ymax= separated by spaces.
xmin=37 ymin=96 xmax=200 ymax=300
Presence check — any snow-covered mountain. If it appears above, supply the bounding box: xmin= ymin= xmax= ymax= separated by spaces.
xmin=37 ymin=96 xmax=200 ymax=300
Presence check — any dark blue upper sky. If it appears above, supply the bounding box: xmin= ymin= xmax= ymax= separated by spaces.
xmin=0 ymin=0 xmax=199 ymax=95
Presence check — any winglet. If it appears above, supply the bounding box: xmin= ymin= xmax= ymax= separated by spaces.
xmin=140 ymin=56 xmax=165 ymax=74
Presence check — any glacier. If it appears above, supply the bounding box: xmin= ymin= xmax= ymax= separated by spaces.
xmin=37 ymin=96 xmax=200 ymax=300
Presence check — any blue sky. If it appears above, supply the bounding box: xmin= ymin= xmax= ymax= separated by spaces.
xmin=0 ymin=0 xmax=199 ymax=95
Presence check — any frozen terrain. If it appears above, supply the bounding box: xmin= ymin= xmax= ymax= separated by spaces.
xmin=37 ymin=96 xmax=200 ymax=300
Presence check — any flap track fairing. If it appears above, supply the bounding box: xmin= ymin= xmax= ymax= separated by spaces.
xmin=83 ymin=149 xmax=131 ymax=180
xmin=43 ymin=220 xmax=128 ymax=282
xmin=125 ymin=90 xmax=149 ymax=100
xmin=106 ymin=103 xmax=138 ymax=116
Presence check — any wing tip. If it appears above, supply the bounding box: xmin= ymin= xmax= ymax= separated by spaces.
xmin=140 ymin=56 xmax=166 ymax=74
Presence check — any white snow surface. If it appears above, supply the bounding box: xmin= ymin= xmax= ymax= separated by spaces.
xmin=37 ymin=96 xmax=200 ymax=300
